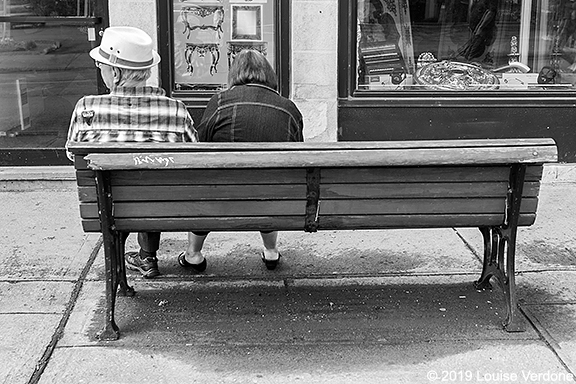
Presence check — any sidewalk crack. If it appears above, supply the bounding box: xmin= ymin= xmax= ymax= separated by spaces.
xmin=26 ymin=235 xmax=102 ymax=384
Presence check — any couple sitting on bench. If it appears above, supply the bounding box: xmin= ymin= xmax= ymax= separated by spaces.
xmin=66 ymin=26 xmax=304 ymax=278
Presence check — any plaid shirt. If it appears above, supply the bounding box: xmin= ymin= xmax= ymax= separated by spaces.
xmin=66 ymin=86 xmax=197 ymax=160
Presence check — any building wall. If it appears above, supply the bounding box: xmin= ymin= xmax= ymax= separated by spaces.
xmin=107 ymin=0 xmax=339 ymax=142
xmin=291 ymin=0 xmax=338 ymax=142
xmin=109 ymin=0 xmax=160 ymax=87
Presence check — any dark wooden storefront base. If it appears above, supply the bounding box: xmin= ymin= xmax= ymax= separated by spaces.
xmin=338 ymin=99 xmax=576 ymax=162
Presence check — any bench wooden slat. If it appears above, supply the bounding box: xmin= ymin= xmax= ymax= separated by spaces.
xmin=75 ymin=170 xmax=95 ymax=186
xmin=74 ymin=165 xmax=544 ymax=188
xmin=77 ymin=181 xmax=541 ymax=203
xmin=75 ymin=168 xmax=304 ymax=187
xmin=79 ymin=213 xmax=537 ymax=233
xmin=78 ymin=197 xmax=538 ymax=219
xmin=324 ymin=198 xmax=537 ymax=215
xmin=84 ymin=145 xmax=557 ymax=170
xmin=325 ymin=166 xmax=545 ymax=183
xmin=322 ymin=182 xmax=540 ymax=199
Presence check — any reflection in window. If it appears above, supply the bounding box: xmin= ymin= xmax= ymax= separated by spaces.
xmin=0 ymin=18 xmax=98 ymax=150
xmin=356 ymin=0 xmax=576 ymax=91
xmin=173 ymin=0 xmax=275 ymax=92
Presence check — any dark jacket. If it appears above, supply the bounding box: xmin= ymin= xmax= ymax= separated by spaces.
xmin=197 ymin=84 xmax=304 ymax=142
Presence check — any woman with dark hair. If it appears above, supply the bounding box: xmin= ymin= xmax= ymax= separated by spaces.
xmin=227 ymin=48 xmax=278 ymax=89
xmin=178 ymin=50 xmax=304 ymax=271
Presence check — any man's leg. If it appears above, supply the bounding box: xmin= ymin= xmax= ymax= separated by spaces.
xmin=138 ymin=232 xmax=161 ymax=258
xmin=125 ymin=232 xmax=161 ymax=278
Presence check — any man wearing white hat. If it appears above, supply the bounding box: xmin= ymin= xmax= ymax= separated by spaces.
xmin=66 ymin=26 xmax=198 ymax=278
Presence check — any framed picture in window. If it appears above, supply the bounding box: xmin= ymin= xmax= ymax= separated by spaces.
xmin=231 ymin=5 xmax=262 ymax=40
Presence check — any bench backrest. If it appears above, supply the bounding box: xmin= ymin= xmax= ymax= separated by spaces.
xmin=68 ymin=139 xmax=558 ymax=233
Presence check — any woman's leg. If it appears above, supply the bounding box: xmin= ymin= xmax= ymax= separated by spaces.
xmin=184 ymin=231 xmax=209 ymax=264
xmin=260 ymin=230 xmax=280 ymax=260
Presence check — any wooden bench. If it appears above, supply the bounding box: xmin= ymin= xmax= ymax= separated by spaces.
xmin=67 ymin=138 xmax=558 ymax=340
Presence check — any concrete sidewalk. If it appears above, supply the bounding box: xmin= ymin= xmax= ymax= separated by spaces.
xmin=1 ymin=165 xmax=576 ymax=384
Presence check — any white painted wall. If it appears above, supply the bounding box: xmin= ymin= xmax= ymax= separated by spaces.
xmin=108 ymin=0 xmax=159 ymax=86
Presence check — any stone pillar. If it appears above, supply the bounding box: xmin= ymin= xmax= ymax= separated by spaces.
xmin=292 ymin=0 xmax=338 ymax=142
xmin=108 ymin=0 xmax=159 ymax=87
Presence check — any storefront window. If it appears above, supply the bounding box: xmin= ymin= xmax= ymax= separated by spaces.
xmin=354 ymin=0 xmax=576 ymax=91
xmin=172 ymin=0 xmax=277 ymax=92
xmin=159 ymin=0 xmax=289 ymax=104
xmin=0 ymin=0 xmax=104 ymax=165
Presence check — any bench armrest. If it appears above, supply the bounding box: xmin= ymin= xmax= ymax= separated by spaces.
xmin=80 ymin=139 xmax=558 ymax=170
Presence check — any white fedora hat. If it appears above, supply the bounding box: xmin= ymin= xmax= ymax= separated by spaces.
xmin=90 ymin=26 xmax=161 ymax=69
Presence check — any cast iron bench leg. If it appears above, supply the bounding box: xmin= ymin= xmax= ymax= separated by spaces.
xmin=117 ymin=232 xmax=135 ymax=297
xmin=475 ymin=227 xmax=526 ymax=332
xmin=94 ymin=170 xmax=121 ymax=340
xmin=500 ymin=226 xmax=525 ymax=332
xmin=96 ymin=229 xmax=121 ymax=340
xmin=474 ymin=164 xmax=527 ymax=332
xmin=475 ymin=226 xmax=497 ymax=291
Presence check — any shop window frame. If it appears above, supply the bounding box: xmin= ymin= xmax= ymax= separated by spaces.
xmin=337 ymin=0 xmax=576 ymax=102
xmin=157 ymin=0 xmax=291 ymax=109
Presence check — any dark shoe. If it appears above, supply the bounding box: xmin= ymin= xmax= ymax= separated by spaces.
xmin=261 ymin=252 xmax=281 ymax=270
xmin=125 ymin=251 xmax=160 ymax=279
xmin=178 ymin=252 xmax=207 ymax=272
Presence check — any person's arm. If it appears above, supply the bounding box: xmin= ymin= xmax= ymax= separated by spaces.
xmin=184 ymin=116 xmax=198 ymax=142
xmin=177 ymin=100 xmax=198 ymax=142
xmin=65 ymin=99 xmax=83 ymax=161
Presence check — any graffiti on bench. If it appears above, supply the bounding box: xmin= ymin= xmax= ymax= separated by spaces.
xmin=132 ymin=155 xmax=175 ymax=168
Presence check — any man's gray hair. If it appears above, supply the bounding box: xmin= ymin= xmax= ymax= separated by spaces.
xmin=116 ymin=67 xmax=152 ymax=85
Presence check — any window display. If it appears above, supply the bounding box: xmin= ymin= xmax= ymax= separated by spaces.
xmin=356 ymin=0 xmax=576 ymax=91
xmin=173 ymin=0 xmax=275 ymax=91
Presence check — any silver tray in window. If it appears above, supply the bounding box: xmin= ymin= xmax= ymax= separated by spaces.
xmin=415 ymin=61 xmax=499 ymax=91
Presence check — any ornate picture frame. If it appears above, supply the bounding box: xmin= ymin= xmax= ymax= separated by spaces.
xmin=231 ymin=5 xmax=262 ymax=40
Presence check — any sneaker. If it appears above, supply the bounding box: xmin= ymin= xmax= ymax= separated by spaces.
xmin=125 ymin=251 xmax=160 ymax=278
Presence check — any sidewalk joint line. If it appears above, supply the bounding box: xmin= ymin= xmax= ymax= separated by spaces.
xmin=520 ymin=305 xmax=576 ymax=377
xmin=0 ymin=312 xmax=63 ymax=315
xmin=26 ymin=235 xmax=103 ymax=384
xmin=452 ymin=228 xmax=484 ymax=265
xmin=0 ymin=278 xmax=80 ymax=283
